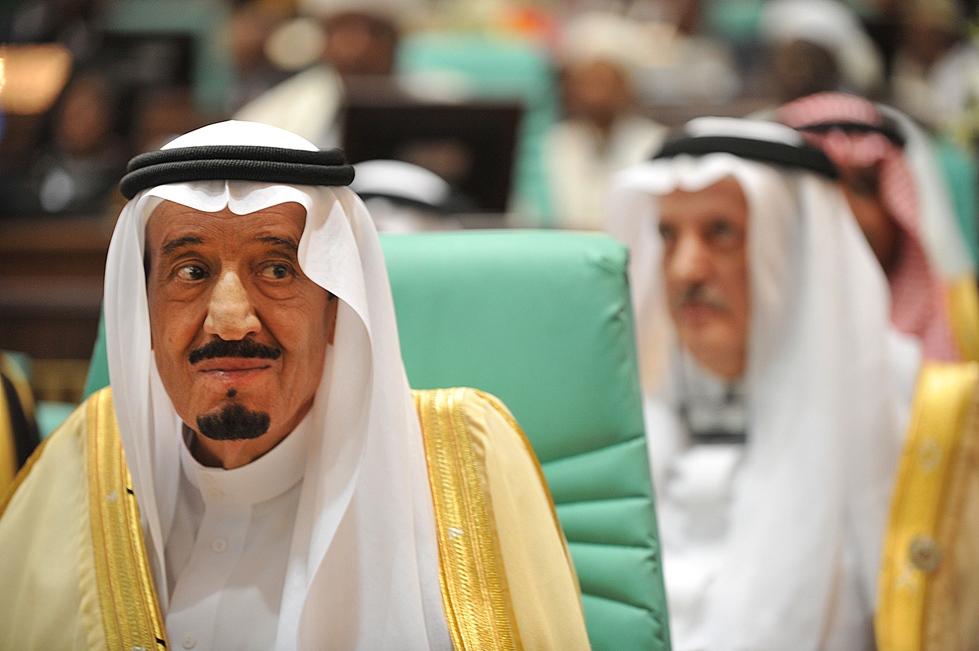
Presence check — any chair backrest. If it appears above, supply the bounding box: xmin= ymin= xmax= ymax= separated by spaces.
xmin=84 ymin=230 xmax=671 ymax=651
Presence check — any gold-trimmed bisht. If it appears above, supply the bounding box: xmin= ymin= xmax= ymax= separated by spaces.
xmin=876 ymin=362 xmax=979 ymax=650
xmin=415 ymin=387 xmax=524 ymax=651
xmin=87 ymin=388 xmax=168 ymax=651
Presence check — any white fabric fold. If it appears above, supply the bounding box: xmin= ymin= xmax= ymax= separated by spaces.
xmin=607 ymin=136 xmax=910 ymax=649
xmin=103 ymin=120 xmax=451 ymax=650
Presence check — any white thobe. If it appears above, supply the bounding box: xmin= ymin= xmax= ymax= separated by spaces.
xmin=164 ymin=416 xmax=312 ymax=651
xmin=545 ymin=115 xmax=667 ymax=231
xmin=658 ymin=434 xmax=875 ymax=651
xmin=659 ymin=442 xmax=744 ymax=650
xmin=650 ymin=366 xmax=878 ymax=651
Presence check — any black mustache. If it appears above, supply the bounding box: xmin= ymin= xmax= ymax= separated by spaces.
xmin=189 ymin=339 xmax=282 ymax=365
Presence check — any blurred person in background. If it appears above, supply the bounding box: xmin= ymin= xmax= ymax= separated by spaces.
xmin=223 ymin=2 xmax=294 ymax=115
xmin=607 ymin=118 xmax=911 ymax=650
xmin=2 ymin=0 xmax=103 ymax=65
xmin=234 ymin=0 xmax=407 ymax=148
xmin=0 ymin=71 xmax=126 ymax=216
xmin=779 ymin=91 xmax=976 ymax=361
xmin=319 ymin=1 xmax=399 ymax=78
xmin=759 ymin=0 xmax=884 ymax=103
xmin=890 ymin=0 xmax=979 ymax=144
xmin=350 ymin=159 xmax=476 ymax=232
xmin=34 ymin=71 xmax=126 ymax=214
xmin=626 ymin=0 xmax=742 ymax=105
xmin=545 ymin=10 xmax=668 ymax=230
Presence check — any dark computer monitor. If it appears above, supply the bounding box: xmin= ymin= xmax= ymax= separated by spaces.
xmin=342 ymin=86 xmax=522 ymax=214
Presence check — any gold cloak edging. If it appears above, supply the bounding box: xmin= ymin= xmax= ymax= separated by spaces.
xmin=0 ymin=387 xmax=588 ymax=650
xmin=947 ymin=275 xmax=979 ymax=362
xmin=876 ymin=362 xmax=979 ymax=650
xmin=0 ymin=351 xmax=38 ymax=496
xmin=85 ymin=389 xmax=168 ymax=651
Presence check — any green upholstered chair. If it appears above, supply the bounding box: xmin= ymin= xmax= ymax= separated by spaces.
xmin=934 ymin=137 xmax=979 ymax=267
xmin=83 ymin=230 xmax=671 ymax=651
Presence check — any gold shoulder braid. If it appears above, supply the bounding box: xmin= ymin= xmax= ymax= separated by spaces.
xmin=414 ymin=388 xmax=523 ymax=651
xmin=947 ymin=275 xmax=979 ymax=363
xmin=876 ymin=363 xmax=979 ymax=651
xmin=87 ymin=388 xmax=168 ymax=651
xmin=0 ymin=379 xmax=16 ymax=498
xmin=0 ymin=352 xmax=36 ymax=424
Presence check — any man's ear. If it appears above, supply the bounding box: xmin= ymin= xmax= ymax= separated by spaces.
xmin=325 ymin=293 xmax=339 ymax=346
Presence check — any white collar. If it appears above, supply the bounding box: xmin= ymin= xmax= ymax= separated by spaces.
xmin=180 ymin=411 xmax=312 ymax=506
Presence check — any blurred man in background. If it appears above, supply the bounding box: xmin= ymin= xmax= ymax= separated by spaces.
xmin=234 ymin=0 xmax=407 ymax=148
xmin=779 ymin=91 xmax=973 ymax=361
xmin=759 ymin=0 xmax=884 ymax=102
xmin=607 ymin=118 xmax=911 ymax=650
xmin=890 ymin=0 xmax=979 ymax=143
xmin=545 ymin=10 xmax=667 ymax=230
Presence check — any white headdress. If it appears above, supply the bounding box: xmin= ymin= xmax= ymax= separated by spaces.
xmin=879 ymin=104 xmax=976 ymax=277
xmin=607 ymin=118 xmax=907 ymax=648
xmin=559 ymin=10 xmax=657 ymax=74
xmin=760 ymin=0 xmax=884 ymax=96
xmin=104 ymin=120 xmax=450 ymax=650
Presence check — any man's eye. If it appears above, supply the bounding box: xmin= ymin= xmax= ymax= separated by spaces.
xmin=261 ymin=263 xmax=292 ymax=280
xmin=658 ymin=224 xmax=677 ymax=243
xmin=710 ymin=222 xmax=734 ymax=237
xmin=176 ymin=265 xmax=206 ymax=281
xmin=706 ymin=220 xmax=744 ymax=248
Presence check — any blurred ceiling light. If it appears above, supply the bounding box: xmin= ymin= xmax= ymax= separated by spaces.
xmin=265 ymin=17 xmax=326 ymax=71
xmin=0 ymin=44 xmax=72 ymax=115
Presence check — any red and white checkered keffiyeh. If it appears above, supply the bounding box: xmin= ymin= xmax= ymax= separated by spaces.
xmin=778 ymin=92 xmax=959 ymax=361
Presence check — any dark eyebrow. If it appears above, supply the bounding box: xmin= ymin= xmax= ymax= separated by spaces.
xmin=161 ymin=235 xmax=204 ymax=255
xmin=258 ymin=235 xmax=299 ymax=252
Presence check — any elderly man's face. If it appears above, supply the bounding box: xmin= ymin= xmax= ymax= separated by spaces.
xmin=658 ymin=177 xmax=750 ymax=379
xmin=146 ymin=200 xmax=337 ymax=469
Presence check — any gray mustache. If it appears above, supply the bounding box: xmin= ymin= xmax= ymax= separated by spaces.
xmin=674 ymin=284 xmax=728 ymax=311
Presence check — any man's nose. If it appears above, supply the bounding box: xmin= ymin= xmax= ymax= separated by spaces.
xmin=204 ymin=271 xmax=261 ymax=340
xmin=667 ymin=233 xmax=711 ymax=284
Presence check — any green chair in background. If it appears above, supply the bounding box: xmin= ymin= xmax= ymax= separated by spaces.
xmin=84 ymin=230 xmax=671 ymax=651
xmin=934 ymin=137 xmax=979 ymax=267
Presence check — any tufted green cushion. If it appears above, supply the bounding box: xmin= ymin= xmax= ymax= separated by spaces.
xmin=84 ymin=230 xmax=670 ymax=651
xmin=382 ymin=231 xmax=668 ymax=650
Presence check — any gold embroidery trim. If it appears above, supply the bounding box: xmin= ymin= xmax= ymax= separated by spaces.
xmin=948 ymin=275 xmax=979 ymax=363
xmin=414 ymin=388 xmax=522 ymax=651
xmin=0 ymin=377 xmax=16 ymax=499
xmin=0 ymin=352 xmax=36 ymax=423
xmin=472 ymin=390 xmax=581 ymax=590
xmin=87 ymin=388 xmax=168 ymax=651
xmin=876 ymin=362 xmax=979 ymax=651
